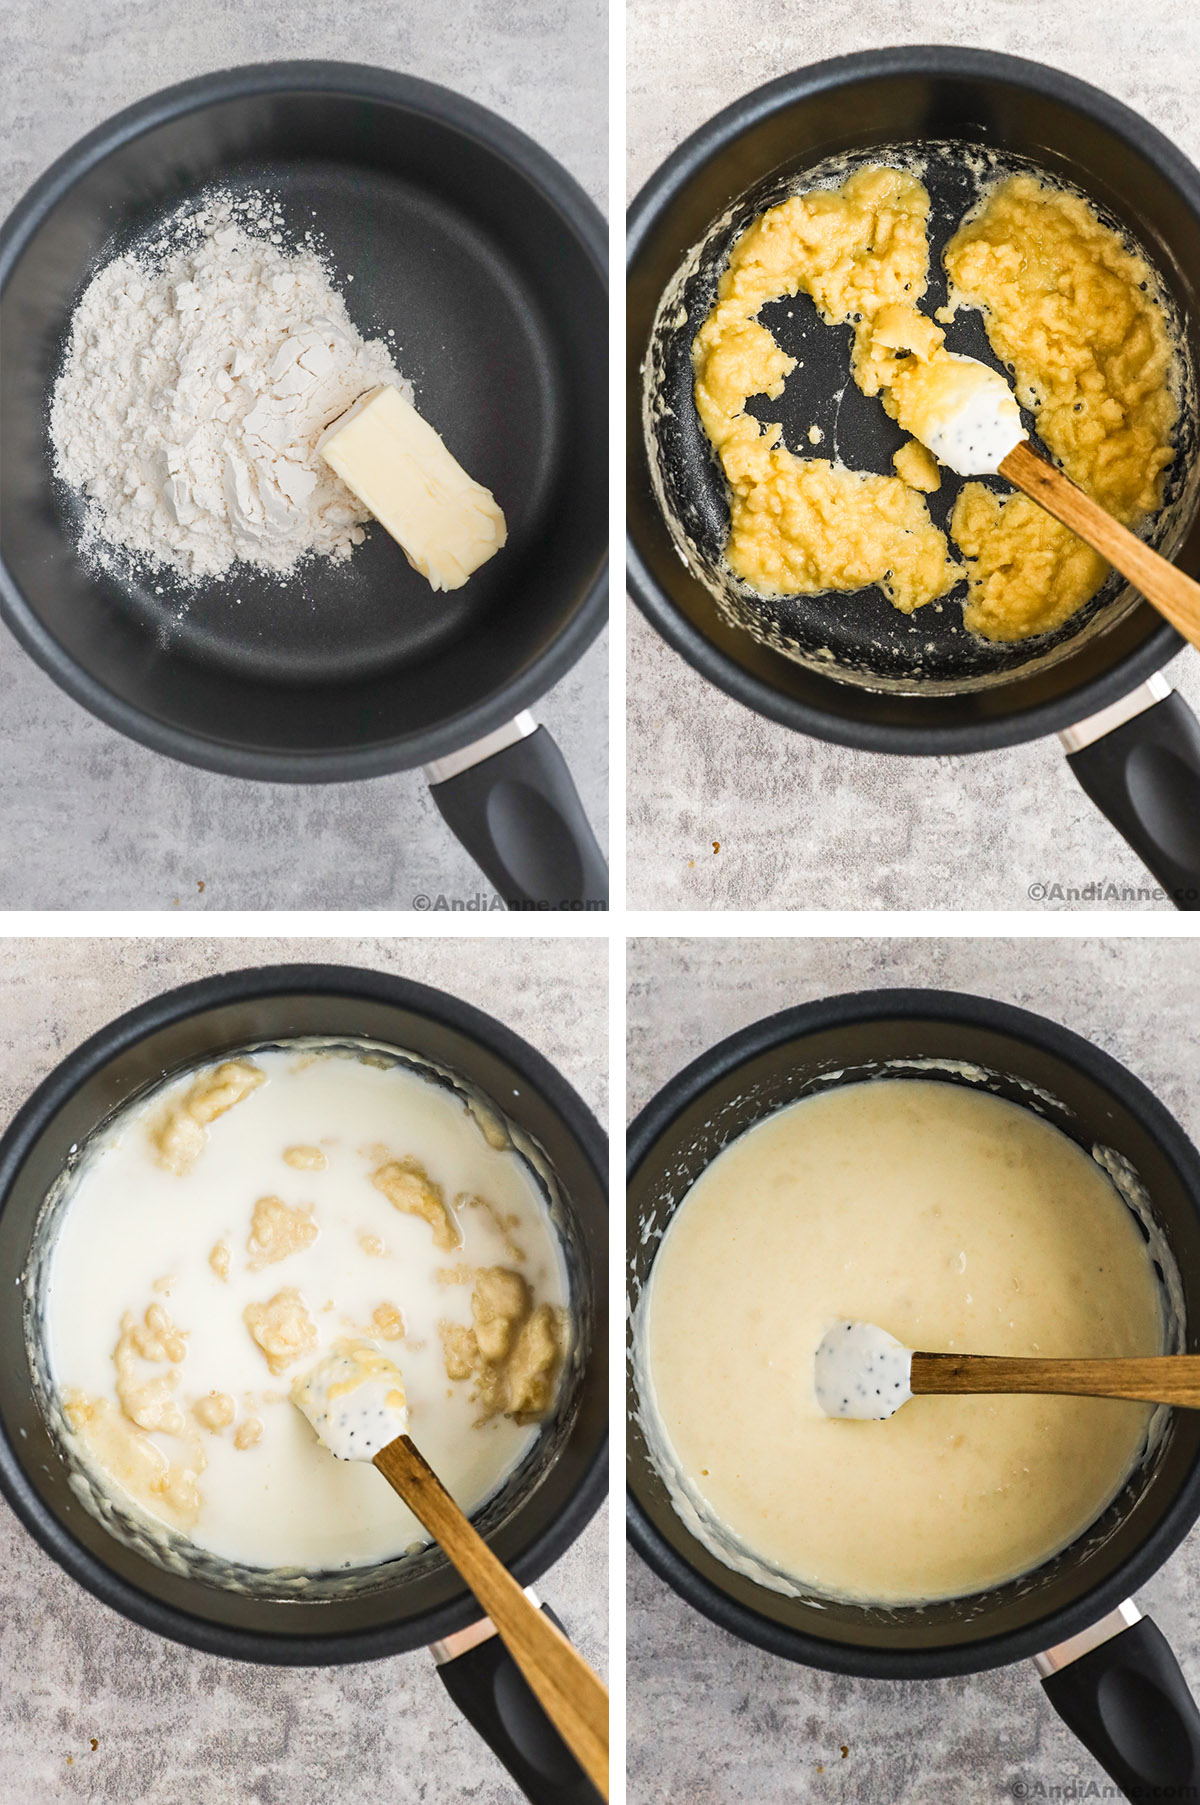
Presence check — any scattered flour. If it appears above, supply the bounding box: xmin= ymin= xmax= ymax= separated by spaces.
xmin=49 ymin=192 xmax=410 ymax=581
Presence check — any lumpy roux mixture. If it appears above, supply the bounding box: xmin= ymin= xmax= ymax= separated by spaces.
xmin=44 ymin=1046 xmax=569 ymax=1571
xmin=693 ymin=165 xmax=1178 ymax=641
xmin=639 ymin=1079 xmax=1164 ymax=1605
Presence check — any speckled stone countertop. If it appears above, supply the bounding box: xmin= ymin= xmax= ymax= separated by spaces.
xmin=0 ymin=0 xmax=607 ymax=911
xmin=627 ymin=935 xmax=1200 ymax=1803
xmin=626 ymin=0 xmax=1200 ymax=912
xmin=0 ymin=936 xmax=607 ymax=1803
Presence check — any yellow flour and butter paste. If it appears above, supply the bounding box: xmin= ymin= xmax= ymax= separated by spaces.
xmin=692 ymin=165 xmax=1178 ymax=642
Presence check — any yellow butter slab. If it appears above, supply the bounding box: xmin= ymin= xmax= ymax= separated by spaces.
xmin=319 ymin=383 xmax=506 ymax=591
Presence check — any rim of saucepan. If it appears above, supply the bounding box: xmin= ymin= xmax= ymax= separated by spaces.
xmin=626 ymin=45 xmax=1198 ymax=756
xmin=0 ymin=962 xmax=608 ymax=1664
xmin=625 ymin=986 xmax=1200 ymax=1678
xmin=0 ymin=60 xmax=608 ymax=783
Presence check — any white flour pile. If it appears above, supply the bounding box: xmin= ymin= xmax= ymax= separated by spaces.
xmin=50 ymin=193 xmax=409 ymax=580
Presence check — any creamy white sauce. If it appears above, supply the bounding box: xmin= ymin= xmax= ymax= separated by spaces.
xmin=639 ymin=1078 xmax=1167 ymax=1605
xmin=43 ymin=1045 xmax=568 ymax=1571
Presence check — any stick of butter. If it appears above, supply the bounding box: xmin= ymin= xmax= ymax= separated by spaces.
xmin=318 ymin=384 xmax=507 ymax=591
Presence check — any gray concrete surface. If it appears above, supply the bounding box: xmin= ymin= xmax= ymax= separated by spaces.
xmin=627 ymin=935 xmax=1200 ymax=1803
xmin=0 ymin=0 xmax=607 ymax=911
xmin=0 ymin=935 xmax=607 ymax=1803
xmin=626 ymin=0 xmax=1200 ymax=911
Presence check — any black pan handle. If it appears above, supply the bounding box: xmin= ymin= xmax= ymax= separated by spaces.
xmin=434 ymin=1602 xmax=605 ymax=1804
xmin=1063 ymin=686 xmax=1200 ymax=911
xmin=1040 ymin=1614 xmax=1200 ymax=1801
xmin=428 ymin=725 xmax=608 ymax=911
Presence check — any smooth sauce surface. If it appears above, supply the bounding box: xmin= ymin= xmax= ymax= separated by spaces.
xmin=640 ymin=1079 xmax=1164 ymax=1604
xmin=44 ymin=1045 xmax=568 ymax=1572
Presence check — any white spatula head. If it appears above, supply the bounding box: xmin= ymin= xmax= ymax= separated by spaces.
xmin=893 ymin=353 xmax=1026 ymax=477
xmin=292 ymin=1339 xmax=409 ymax=1460
xmin=814 ymin=1319 xmax=914 ymax=1419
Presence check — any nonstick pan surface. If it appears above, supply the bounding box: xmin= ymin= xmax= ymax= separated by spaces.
xmin=0 ymin=62 xmax=608 ymax=780
xmin=628 ymin=48 xmax=1200 ymax=754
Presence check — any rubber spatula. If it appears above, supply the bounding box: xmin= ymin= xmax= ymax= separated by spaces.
xmin=292 ymin=1340 xmax=609 ymax=1798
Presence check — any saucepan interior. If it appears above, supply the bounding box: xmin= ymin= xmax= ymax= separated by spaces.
xmin=627 ymin=48 xmax=1200 ymax=752
xmin=0 ymin=62 xmax=608 ymax=779
xmin=0 ymin=967 xmax=608 ymax=1663
xmin=626 ymin=990 xmax=1200 ymax=1678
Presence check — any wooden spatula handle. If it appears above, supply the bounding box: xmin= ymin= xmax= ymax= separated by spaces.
xmin=998 ymin=441 xmax=1200 ymax=649
xmin=911 ymin=1351 xmax=1200 ymax=1407
xmin=374 ymin=1435 xmax=608 ymax=1798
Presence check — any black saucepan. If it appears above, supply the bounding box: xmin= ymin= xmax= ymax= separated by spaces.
xmin=627 ymin=989 xmax=1200 ymax=1800
xmin=0 ymin=964 xmax=607 ymax=1804
xmin=627 ymin=47 xmax=1200 ymax=909
xmin=0 ymin=62 xmax=607 ymax=909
